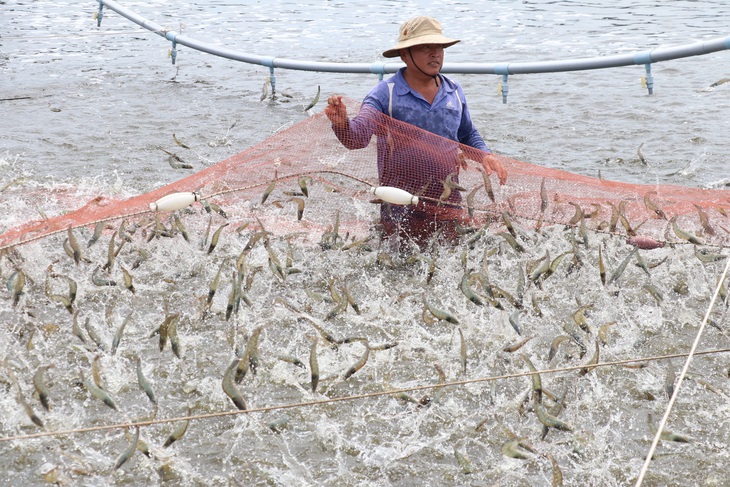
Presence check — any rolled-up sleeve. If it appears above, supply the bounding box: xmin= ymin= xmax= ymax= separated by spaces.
xmin=332 ymin=88 xmax=389 ymax=150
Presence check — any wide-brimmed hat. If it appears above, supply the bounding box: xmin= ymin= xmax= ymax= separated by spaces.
xmin=382 ymin=16 xmax=460 ymax=58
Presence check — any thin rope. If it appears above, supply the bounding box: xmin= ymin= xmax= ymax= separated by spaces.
xmin=635 ymin=257 xmax=730 ymax=486
xmin=0 ymin=169 xmax=372 ymax=253
xmin=3 ymin=167 xmax=726 ymax=252
xmin=2 ymin=346 xmax=729 ymax=444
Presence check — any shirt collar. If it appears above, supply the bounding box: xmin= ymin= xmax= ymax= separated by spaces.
xmin=394 ymin=68 xmax=454 ymax=99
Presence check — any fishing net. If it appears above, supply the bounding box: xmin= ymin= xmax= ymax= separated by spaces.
xmin=2 ymin=97 xmax=730 ymax=485
xmin=1 ymin=98 xmax=728 ymax=253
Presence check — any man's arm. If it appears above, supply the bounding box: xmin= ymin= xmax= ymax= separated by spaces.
xmin=456 ymin=88 xmax=507 ymax=184
xmin=326 ymin=96 xmax=380 ymax=150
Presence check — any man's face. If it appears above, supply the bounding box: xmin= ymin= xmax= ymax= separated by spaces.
xmin=401 ymin=44 xmax=445 ymax=75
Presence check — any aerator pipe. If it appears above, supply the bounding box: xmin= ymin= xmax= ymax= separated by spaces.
xmin=447 ymin=36 xmax=730 ymax=74
xmin=97 ymin=0 xmax=394 ymax=73
xmin=97 ymin=0 xmax=729 ymax=76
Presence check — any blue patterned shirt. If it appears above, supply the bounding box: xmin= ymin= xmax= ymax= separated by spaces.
xmin=332 ymin=68 xmax=489 ymax=203
xmin=363 ymin=68 xmax=489 ymax=152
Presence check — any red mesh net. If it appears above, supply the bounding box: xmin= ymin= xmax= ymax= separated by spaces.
xmin=1 ymin=98 xmax=729 ymax=251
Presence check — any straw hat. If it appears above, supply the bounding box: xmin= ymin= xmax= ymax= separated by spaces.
xmin=382 ymin=16 xmax=460 ymax=58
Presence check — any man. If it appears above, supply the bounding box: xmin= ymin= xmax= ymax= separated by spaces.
xmin=326 ymin=16 xmax=506 ymax=246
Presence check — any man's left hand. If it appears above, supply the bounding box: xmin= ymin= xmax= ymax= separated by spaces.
xmin=483 ymin=154 xmax=508 ymax=185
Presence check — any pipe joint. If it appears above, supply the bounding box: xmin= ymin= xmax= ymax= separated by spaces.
xmin=96 ymin=1 xmax=104 ymax=28
xmin=170 ymin=40 xmax=177 ymax=65
xmin=500 ymin=74 xmax=509 ymax=104
xmin=369 ymin=63 xmax=388 ymax=76
xmin=643 ymin=63 xmax=654 ymax=95
xmin=260 ymin=56 xmax=276 ymax=68
xmin=494 ymin=63 xmax=511 ymax=76
xmin=633 ymin=51 xmax=654 ymax=65
xmin=268 ymin=66 xmax=276 ymax=95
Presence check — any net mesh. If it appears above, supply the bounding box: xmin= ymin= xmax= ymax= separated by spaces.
xmin=1 ymin=98 xmax=729 ymax=251
xmin=2 ymin=96 xmax=728 ymax=486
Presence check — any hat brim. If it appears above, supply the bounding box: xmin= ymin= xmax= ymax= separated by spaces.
xmin=382 ymin=36 xmax=460 ymax=58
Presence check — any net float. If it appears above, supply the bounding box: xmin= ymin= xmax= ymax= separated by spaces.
xmin=626 ymin=235 xmax=665 ymax=250
xmin=370 ymin=186 xmax=419 ymax=206
xmin=149 ymin=192 xmax=201 ymax=212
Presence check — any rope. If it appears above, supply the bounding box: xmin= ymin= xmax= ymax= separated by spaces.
xmin=635 ymin=257 xmax=730 ymax=486
xmin=3 ymin=166 xmax=726 ymax=252
xmin=2 ymin=346 xmax=729 ymax=444
xmin=0 ymin=207 xmax=151 ymax=252
xmin=204 ymin=169 xmax=374 ymax=201
xmin=0 ymin=169 xmax=373 ymax=253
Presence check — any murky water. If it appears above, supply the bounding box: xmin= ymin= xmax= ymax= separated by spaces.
xmin=1 ymin=1 xmax=729 ymax=486
xmin=1 ymin=208 xmax=729 ymax=486
xmin=2 ymin=0 xmax=729 ymax=194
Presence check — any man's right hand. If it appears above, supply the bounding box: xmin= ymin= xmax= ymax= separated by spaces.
xmin=482 ymin=154 xmax=508 ymax=186
xmin=325 ymin=95 xmax=348 ymax=129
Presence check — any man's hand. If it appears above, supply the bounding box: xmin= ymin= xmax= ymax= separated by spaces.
xmin=482 ymin=154 xmax=507 ymax=185
xmin=325 ymin=95 xmax=348 ymax=129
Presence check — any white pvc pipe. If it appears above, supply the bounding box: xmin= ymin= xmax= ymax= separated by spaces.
xmin=97 ymin=0 xmax=729 ymax=76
